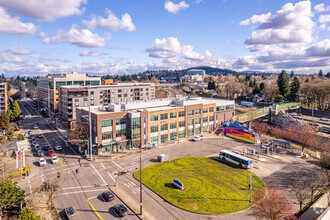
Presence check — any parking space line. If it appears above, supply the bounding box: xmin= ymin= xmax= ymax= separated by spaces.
xmin=107 ymin=172 xmax=116 ymax=183
xmin=91 ymin=164 xmax=107 ymax=185
xmin=86 ymin=199 xmax=104 ymax=220
xmin=112 ymin=161 xmax=123 ymax=170
xmin=58 ymin=188 xmax=108 ymax=196
xmin=39 ymin=129 xmax=63 ymax=166
xmin=100 ymin=162 xmax=106 ymax=170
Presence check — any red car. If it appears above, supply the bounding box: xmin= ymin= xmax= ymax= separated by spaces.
xmin=48 ymin=150 xmax=54 ymax=156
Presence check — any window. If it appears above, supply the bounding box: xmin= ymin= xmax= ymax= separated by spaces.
xmin=116 ymin=129 xmax=126 ymax=137
xmin=179 ymin=130 xmax=185 ymax=138
xmin=188 ymin=110 xmax=194 ymax=116
xmin=170 ymin=122 xmax=177 ymax=129
xmin=188 ymin=129 xmax=194 ymax=136
xmin=74 ymin=99 xmax=79 ymax=102
xmin=161 ymin=124 xmax=168 ymax=131
xmin=179 ymin=111 xmax=185 ymax=117
xmin=203 ymin=126 xmax=208 ymax=132
xmin=195 ymin=118 xmax=201 ymax=124
xmin=195 ymin=127 xmax=201 ymax=134
xmin=124 ymin=89 xmax=127 ymax=92
xmin=83 ymin=98 xmax=88 ymax=101
xmin=209 ymin=116 xmax=214 ymax=121
xmin=118 ymin=94 xmax=122 ymax=97
xmin=179 ymin=121 xmax=185 ymax=127
xmin=195 ymin=109 xmax=201 ymax=115
xmin=116 ymin=117 xmax=126 ymax=125
xmin=90 ymin=96 xmax=94 ymax=100
xmin=188 ymin=119 xmax=194 ymax=125
xmin=150 ymin=125 xmax=158 ymax=133
xmin=102 ymin=131 xmax=113 ymax=140
xmin=203 ymin=107 xmax=208 ymax=113
xmin=118 ymin=89 xmax=122 ymax=93
xmin=170 ymin=132 xmax=177 ymax=140
xmin=170 ymin=112 xmax=177 ymax=118
xmin=111 ymin=89 xmax=115 ymax=93
xmin=151 ymin=136 xmax=158 ymax=143
xmin=216 ymin=106 xmax=220 ymax=111
xmin=203 ymin=116 xmax=208 ymax=123
xmin=150 ymin=114 xmax=158 ymax=122
xmin=102 ymin=119 xmax=113 ymax=127
xmin=226 ymin=104 xmax=234 ymax=110
xmin=161 ymin=134 xmax=168 ymax=143
xmin=90 ymin=91 xmax=94 ymax=95
xmin=160 ymin=113 xmax=168 ymax=120
xmin=209 ymin=107 xmax=214 ymax=112
xmin=75 ymin=103 xmax=79 ymax=107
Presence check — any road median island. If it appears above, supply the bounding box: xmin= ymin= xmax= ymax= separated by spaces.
xmin=134 ymin=157 xmax=265 ymax=214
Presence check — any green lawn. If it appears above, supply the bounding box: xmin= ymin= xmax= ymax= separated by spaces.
xmin=134 ymin=157 xmax=265 ymax=214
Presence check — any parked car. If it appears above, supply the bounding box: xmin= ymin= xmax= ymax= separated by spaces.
xmin=101 ymin=191 xmax=115 ymax=202
xmin=51 ymin=156 xmax=58 ymax=164
xmin=320 ymin=117 xmax=329 ymax=121
xmin=35 ymin=145 xmax=41 ymax=151
xmin=65 ymin=206 xmax=76 ymax=220
xmin=44 ymin=145 xmax=51 ymax=151
xmin=37 ymin=134 xmax=43 ymax=138
xmin=112 ymin=204 xmax=129 ymax=217
xmin=34 ymin=144 xmax=40 ymax=149
xmin=54 ymin=145 xmax=62 ymax=151
xmin=33 ymin=124 xmax=38 ymax=129
xmin=192 ymin=135 xmax=204 ymax=141
xmin=37 ymin=150 xmax=44 ymax=157
xmin=48 ymin=150 xmax=54 ymax=156
xmin=39 ymin=158 xmax=46 ymax=166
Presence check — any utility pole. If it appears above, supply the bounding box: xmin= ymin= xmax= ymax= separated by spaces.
xmin=88 ymin=88 xmax=93 ymax=160
xmin=140 ymin=148 xmax=143 ymax=215
xmin=312 ymin=94 xmax=317 ymax=124
xmin=48 ymin=87 xmax=50 ymax=117
xmin=249 ymin=166 xmax=252 ymax=202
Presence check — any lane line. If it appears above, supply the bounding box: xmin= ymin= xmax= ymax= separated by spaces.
xmin=91 ymin=164 xmax=107 ymax=185
xmin=86 ymin=199 xmax=103 ymax=220
xmin=107 ymin=172 xmax=116 ymax=183
xmin=61 ymin=185 xmax=107 ymax=190
xmin=28 ymin=179 xmax=32 ymax=193
xmin=58 ymin=188 xmax=108 ymax=196
xmin=112 ymin=161 xmax=123 ymax=170
xmin=100 ymin=162 xmax=106 ymax=170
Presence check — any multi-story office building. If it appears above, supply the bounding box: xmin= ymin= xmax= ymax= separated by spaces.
xmin=37 ymin=72 xmax=101 ymax=116
xmin=187 ymin=69 xmax=206 ymax=81
xmin=0 ymin=83 xmax=8 ymax=113
xmin=59 ymin=83 xmax=155 ymax=128
xmin=76 ymin=96 xmax=235 ymax=154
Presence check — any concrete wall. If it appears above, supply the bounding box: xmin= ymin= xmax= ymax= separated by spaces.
xmin=300 ymin=190 xmax=330 ymax=220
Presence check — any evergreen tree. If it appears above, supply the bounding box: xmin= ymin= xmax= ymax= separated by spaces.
xmin=248 ymin=80 xmax=253 ymax=87
xmin=305 ymin=78 xmax=309 ymax=83
xmin=0 ymin=112 xmax=10 ymax=130
xmin=207 ymin=81 xmax=215 ymax=90
xmin=326 ymin=72 xmax=330 ymax=78
xmin=11 ymin=100 xmax=21 ymax=121
xmin=277 ymin=70 xmax=290 ymax=97
xmin=259 ymin=82 xmax=265 ymax=91
xmin=253 ymin=78 xmax=257 ymax=87
xmin=318 ymin=70 xmax=323 ymax=78
xmin=245 ymin=74 xmax=251 ymax=82
xmin=18 ymin=208 xmax=42 ymax=220
xmin=290 ymin=71 xmax=295 ymax=77
xmin=289 ymin=76 xmax=300 ymax=102
xmin=0 ymin=178 xmax=25 ymax=209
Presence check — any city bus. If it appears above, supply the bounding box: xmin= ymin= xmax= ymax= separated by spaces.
xmin=219 ymin=150 xmax=253 ymax=168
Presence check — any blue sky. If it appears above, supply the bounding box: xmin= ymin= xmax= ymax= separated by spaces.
xmin=0 ymin=0 xmax=329 ymax=76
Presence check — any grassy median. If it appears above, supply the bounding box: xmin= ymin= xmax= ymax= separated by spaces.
xmin=134 ymin=157 xmax=265 ymax=214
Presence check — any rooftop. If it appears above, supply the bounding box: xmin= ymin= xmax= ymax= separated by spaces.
xmin=60 ymin=83 xmax=154 ymax=90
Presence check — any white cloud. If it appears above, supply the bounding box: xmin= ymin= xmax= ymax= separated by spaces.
xmin=319 ymin=24 xmax=326 ymax=30
xmin=0 ymin=50 xmax=22 ymax=63
xmin=314 ymin=3 xmax=330 ymax=13
xmin=181 ymin=45 xmax=204 ymax=60
xmin=164 ymin=1 xmax=190 ymax=14
xmin=0 ymin=0 xmax=86 ymax=22
xmin=41 ymin=27 xmax=106 ymax=48
xmin=7 ymin=46 xmax=30 ymax=55
xmin=0 ymin=7 xmax=36 ymax=36
xmin=239 ymin=12 xmax=271 ymax=26
xmin=145 ymin=37 xmax=181 ymax=58
xmin=305 ymin=39 xmax=330 ymax=57
xmin=245 ymin=1 xmax=314 ymax=46
xmin=318 ymin=14 xmax=330 ymax=23
xmin=195 ymin=0 xmax=203 ymax=4
xmin=82 ymin=9 xmax=136 ymax=32
xmin=79 ymin=50 xmax=107 ymax=57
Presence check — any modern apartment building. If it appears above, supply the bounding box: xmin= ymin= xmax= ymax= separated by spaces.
xmin=37 ymin=72 xmax=101 ymax=116
xmin=0 ymin=82 xmax=8 ymax=113
xmin=76 ymin=96 xmax=235 ymax=154
xmin=59 ymin=83 xmax=155 ymax=127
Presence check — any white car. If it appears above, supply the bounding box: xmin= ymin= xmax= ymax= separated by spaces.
xmin=192 ymin=135 xmax=204 ymax=141
xmin=51 ymin=156 xmax=58 ymax=164
xmin=33 ymin=124 xmax=38 ymax=129
xmin=320 ymin=118 xmax=329 ymax=121
xmin=39 ymin=158 xmax=46 ymax=166
xmin=54 ymin=145 xmax=62 ymax=151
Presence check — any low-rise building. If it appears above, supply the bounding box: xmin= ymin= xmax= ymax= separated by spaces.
xmin=59 ymin=83 xmax=155 ymax=128
xmin=76 ymin=96 xmax=235 ymax=154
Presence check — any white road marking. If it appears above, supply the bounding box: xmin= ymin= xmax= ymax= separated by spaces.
xmin=45 ymin=166 xmax=80 ymax=176
xmin=41 ymin=175 xmax=45 ymax=182
xmin=61 ymin=185 xmax=107 ymax=190
xmin=112 ymin=161 xmax=123 ymax=170
xmin=107 ymin=172 xmax=116 ymax=183
xmin=100 ymin=162 xmax=106 ymax=170
xmin=91 ymin=164 xmax=107 ymax=185
xmin=88 ymin=195 xmax=99 ymax=200
xmin=58 ymin=188 xmax=108 ymax=196
xmin=124 ymin=183 xmax=130 ymax=188
xmin=28 ymin=179 xmax=32 ymax=193
xmin=130 ymin=181 xmax=136 ymax=186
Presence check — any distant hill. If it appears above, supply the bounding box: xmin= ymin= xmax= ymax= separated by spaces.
xmin=186 ymin=66 xmax=237 ymax=75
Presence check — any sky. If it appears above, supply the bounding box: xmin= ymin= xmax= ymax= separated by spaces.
xmin=0 ymin=0 xmax=329 ymax=76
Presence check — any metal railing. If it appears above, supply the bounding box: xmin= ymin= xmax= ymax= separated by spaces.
xmin=233 ymin=102 xmax=301 ymax=122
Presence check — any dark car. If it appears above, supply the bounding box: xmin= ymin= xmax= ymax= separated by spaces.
xmin=65 ymin=206 xmax=76 ymax=219
xmin=101 ymin=191 xmax=115 ymax=202
xmin=44 ymin=145 xmax=51 ymax=151
xmin=38 ymin=134 xmax=43 ymax=138
xmin=112 ymin=204 xmax=129 ymax=217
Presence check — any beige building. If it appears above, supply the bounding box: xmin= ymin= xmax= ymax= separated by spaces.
xmin=37 ymin=72 xmax=101 ymax=116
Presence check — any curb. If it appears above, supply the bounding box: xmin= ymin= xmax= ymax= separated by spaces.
xmin=107 ymin=185 xmax=142 ymax=220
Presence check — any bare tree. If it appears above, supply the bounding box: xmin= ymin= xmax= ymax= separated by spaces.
xmin=317 ymin=153 xmax=330 ymax=186
xmin=306 ymin=172 xmax=326 ymax=202
xmin=253 ymin=186 xmax=293 ymax=220
xmin=290 ymin=177 xmax=310 ymax=212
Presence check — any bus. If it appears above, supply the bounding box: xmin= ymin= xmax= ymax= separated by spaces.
xmin=219 ymin=150 xmax=253 ymax=169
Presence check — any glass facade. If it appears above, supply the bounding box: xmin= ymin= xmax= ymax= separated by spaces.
xmin=188 ymin=110 xmax=194 ymax=115
xmin=209 ymin=107 xmax=214 ymax=112
xmin=170 ymin=132 xmax=177 ymax=140
xmin=188 ymin=119 xmax=194 ymax=125
xmin=203 ymin=107 xmax=208 ymax=113
xmin=116 ymin=129 xmax=126 ymax=137
xmin=116 ymin=117 xmax=126 ymax=125
xmin=151 ymin=136 xmax=158 ymax=143
xmin=203 ymin=126 xmax=208 ymax=132
xmin=178 ymin=111 xmax=185 ymax=117
xmin=128 ymin=117 xmax=141 ymax=148
xmin=170 ymin=112 xmax=177 ymax=118
xmin=102 ymin=119 xmax=113 ymax=127
xmin=179 ymin=121 xmax=185 ymax=127
xmin=161 ymin=124 xmax=168 ymax=131
xmin=203 ymin=116 xmax=208 ymax=123
xmin=150 ymin=114 xmax=158 ymax=122
xmin=160 ymin=113 xmax=168 ymax=120
xmin=195 ymin=109 xmax=201 ymax=115
xmin=150 ymin=125 xmax=158 ymax=133
xmin=102 ymin=131 xmax=113 ymax=140
xmin=161 ymin=134 xmax=168 ymax=143
xmin=179 ymin=130 xmax=185 ymax=138
xmin=170 ymin=122 xmax=177 ymax=129
xmin=74 ymin=81 xmax=84 ymax=86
